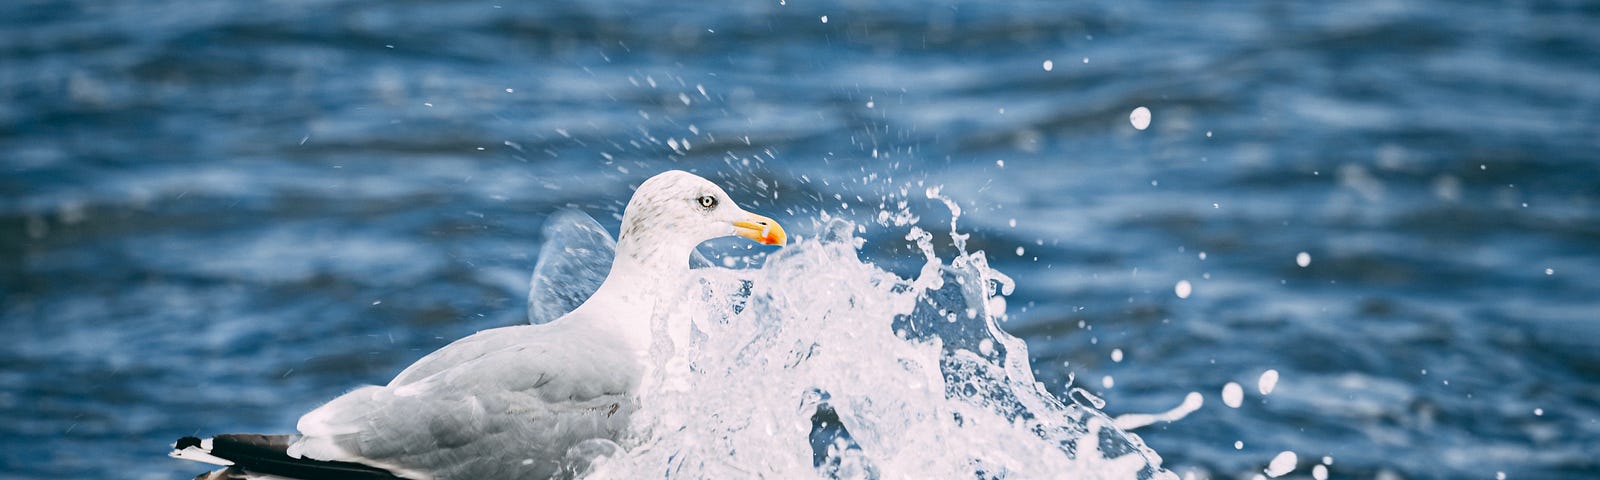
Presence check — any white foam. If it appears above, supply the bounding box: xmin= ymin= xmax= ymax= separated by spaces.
xmin=1043 ymin=60 xmax=1054 ymax=71
xmin=1175 ymin=280 xmax=1192 ymax=299
xmin=588 ymin=211 xmax=1176 ymax=478
xmin=1296 ymin=252 xmax=1311 ymax=267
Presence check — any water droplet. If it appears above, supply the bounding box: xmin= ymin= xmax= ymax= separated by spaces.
xmin=1130 ymin=106 xmax=1152 ymax=130
xmin=1258 ymin=369 xmax=1279 ymax=395
xmin=1222 ymin=382 xmax=1243 ymax=408
xmin=1265 ymin=451 xmax=1297 ymax=477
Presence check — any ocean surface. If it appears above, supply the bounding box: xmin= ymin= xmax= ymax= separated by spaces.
xmin=4 ymin=0 xmax=1599 ymax=478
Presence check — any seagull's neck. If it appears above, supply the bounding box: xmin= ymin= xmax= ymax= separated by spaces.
xmin=612 ymin=233 xmax=694 ymax=273
xmin=570 ymin=240 xmax=693 ymax=355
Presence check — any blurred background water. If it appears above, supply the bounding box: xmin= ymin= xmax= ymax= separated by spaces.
xmin=3 ymin=0 xmax=1599 ymax=478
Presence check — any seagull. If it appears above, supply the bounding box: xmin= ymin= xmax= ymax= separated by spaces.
xmin=171 ymin=170 xmax=786 ymax=480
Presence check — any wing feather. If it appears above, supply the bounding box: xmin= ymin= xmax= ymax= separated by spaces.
xmin=289 ymin=323 xmax=639 ymax=479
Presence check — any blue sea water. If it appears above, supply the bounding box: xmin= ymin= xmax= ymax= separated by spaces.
xmin=3 ymin=0 xmax=1599 ymax=478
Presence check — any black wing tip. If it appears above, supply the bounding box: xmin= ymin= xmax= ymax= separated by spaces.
xmin=174 ymin=433 xmax=408 ymax=480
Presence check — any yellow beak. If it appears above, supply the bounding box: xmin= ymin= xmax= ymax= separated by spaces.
xmin=733 ymin=214 xmax=786 ymax=246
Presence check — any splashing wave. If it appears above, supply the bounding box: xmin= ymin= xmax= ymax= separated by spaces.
xmin=587 ymin=209 xmax=1173 ymax=479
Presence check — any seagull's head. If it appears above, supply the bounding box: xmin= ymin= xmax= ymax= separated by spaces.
xmin=616 ymin=170 xmax=786 ymax=268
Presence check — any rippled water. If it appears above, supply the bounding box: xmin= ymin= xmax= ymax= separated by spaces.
xmin=4 ymin=1 xmax=1599 ymax=479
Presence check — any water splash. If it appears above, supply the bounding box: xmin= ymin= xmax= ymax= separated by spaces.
xmin=584 ymin=201 xmax=1174 ymax=478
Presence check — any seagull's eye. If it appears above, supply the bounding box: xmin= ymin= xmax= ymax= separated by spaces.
xmin=697 ymin=195 xmax=718 ymax=209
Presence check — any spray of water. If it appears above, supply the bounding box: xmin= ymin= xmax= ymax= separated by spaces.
xmin=577 ymin=188 xmax=1174 ymax=479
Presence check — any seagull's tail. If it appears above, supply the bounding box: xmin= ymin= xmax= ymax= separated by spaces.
xmin=170 ymin=434 xmax=405 ymax=480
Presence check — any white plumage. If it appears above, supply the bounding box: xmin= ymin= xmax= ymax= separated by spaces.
xmin=172 ymin=170 xmax=785 ymax=480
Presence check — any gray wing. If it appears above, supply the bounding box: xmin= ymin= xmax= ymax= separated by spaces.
xmin=527 ymin=210 xmax=616 ymax=325
xmin=525 ymin=209 xmax=711 ymax=325
xmin=387 ymin=325 xmax=541 ymax=386
xmin=290 ymin=328 xmax=639 ymax=479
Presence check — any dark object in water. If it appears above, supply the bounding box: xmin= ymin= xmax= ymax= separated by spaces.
xmin=810 ymin=401 xmax=859 ymax=468
xmin=809 ymin=391 xmax=878 ymax=479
